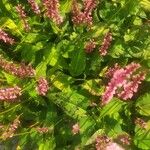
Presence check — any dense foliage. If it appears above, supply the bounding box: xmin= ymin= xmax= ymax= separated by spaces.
xmin=0 ymin=0 xmax=150 ymax=149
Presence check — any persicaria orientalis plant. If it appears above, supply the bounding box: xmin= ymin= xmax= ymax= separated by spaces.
xmin=0 ymin=0 xmax=150 ymax=149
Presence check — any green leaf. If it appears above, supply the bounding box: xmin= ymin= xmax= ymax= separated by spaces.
xmin=69 ymin=46 xmax=86 ymax=76
xmin=38 ymin=138 xmax=56 ymax=150
xmin=50 ymin=72 xmax=74 ymax=92
xmin=0 ymin=17 xmax=22 ymax=36
xmin=47 ymin=46 xmax=59 ymax=66
xmin=82 ymin=79 xmax=103 ymax=96
xmin=36 ymin=62 xmax=47 ymax=77
xmin=47 ymin=90 xmax=88 ymax=119
xmin=136 ymin=94 xmax=150 ymax=116
xmin=134 ymin=129 xmax=150 ymax=150
xmin=23 ymin=33 xmax=47 ymax=44
xmin=79 ymin=116 xmax=96 ymax=146
xmin=140 ymin=0 xmax=150 ymax=11
xmin=2 ymin=72 xmax=20 ymax=85
xmin=99 ymin=98 xmax=125 ymax=120
xmin=60 ymin=0 xmax=73 ymax=14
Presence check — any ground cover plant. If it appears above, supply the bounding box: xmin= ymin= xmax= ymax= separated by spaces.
xmin=0 ymin=0 xmax=150 ymax=149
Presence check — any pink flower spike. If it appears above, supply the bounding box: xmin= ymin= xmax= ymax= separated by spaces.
xmin=85 ymin=39 xmax=96 ymax=53
xmin=105 ymin=63 xmax=120 ymax=78
xmin=28 ymin=0 xmax=41 ymax=15
xmin=0 ymin=57 xmax=35 ymax=78
xmin=102 ymin=68 xmax=127 ymax=105
xmin=118 ymin=72 xmax=145 ymax=100
xmin=0 ymin=29 xmax=15 ymax=45
xmin=0 ymin=86 xmax=21 ymax=102
xmin=83 ymin=0 xmax=97 ymax=25
xmin=125 ymin=62 xmax=140 ymax=77
xmin=83 ymin=0 xmax=97 ymax=16
xmin=101 ymin=62 xmax=144 ymax=105
xmin=99 ymin=32 xmax=112 ymax=56
xmin=36 ymin=77 xmax=49 ymax=96
xmin=43 ymin=0 xmax=63 ymax=24
xmin=16 ymin=4 xmax=31 ymax=32
xmin=2 ymin=117 xmax=20 ymax=140
xmin=72 ymin=0 xmax=84 ymax=25
xmin=72 ymin=0 xmax=97 ymax=25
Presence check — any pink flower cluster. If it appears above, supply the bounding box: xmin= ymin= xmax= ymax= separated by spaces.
xmin=95 ymin=135 xmax=124 ymax=150
xmin=118 ymin=73 xmax=145 ymax=100
xmin=72 ymin=123 xmax=80 ymax=135
xmin=0 ymin=57 xmax=35 ymax=78
xmin=36 ymin=77 xmax=49 ymax=96
xmin=36 ymin=127 xmax=49 ymax=133
xmin=0 ymin=29 xmax=15 ymax=45
xmin=105 ymin=63 xmax=120 ymax=78
xmin=72 ymin=0 xmax=97 ymax=25
xmin=117 ymin=134 xmax=131 ymax=145
xmin=85 ymin=39 xmax=96 ymax=53
xmin=99 ymin=32 xmax=112 ymax=56
xmin=95 ymin=135 xmax=111 ymax=150
xmin=102 ymin=63 xmax=145 ymax=105
xmin=105 ymin=143 xmax=124 ymax=150
xmin=16 ymin=4 xmax=31 ymax=31
xmin=2 ymin=117 xmax=20 ymax=140
xmin=43 ymin=0 xmax=63 ymax=24
xmin=0 ymin=86 xmax=21 ymax=102
xmin=28 ymin=0 xmax=41 ymax=15
xmin=135 ymin=118 xmax=147 ymax=129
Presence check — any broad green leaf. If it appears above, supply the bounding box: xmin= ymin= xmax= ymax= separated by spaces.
xmin=79 ymin=116 xmax=96 ymax=146
xmin=50 ymin=72 xmax=74 ymax=92
xmin=134 ymin=128 xmax=150 ymax=150
xmin=106 ymin=120 xmax=123 ymax=137
xmin=99 ymin=98 xmax=125 ymax=120
xmin=23 ymin=33 xmax=47 ymax=44
xmin=140 ymin=0 xmax=150 ymax=11
xmin=2 ymin=72 xmax=20 ymax=85
xmin=20 ymin=44 xmax=36 ymax=62
xmin=82 ymin=79 xmax=103 ymax=96
xmin=36 ymin=62 xmax=47 ymax=77
xmin=136 ymin=94 xmax=150 ymax=116
xmin=47 ymin=91 xmax=88 ymax=119
xmin=0 ymin=17 xmax=22 ymax=36
xmin=60 ymin=0 xmax=73 ymax=14
xmin=92 ymin=25 xmax=106 ymax=38
xmin=38 ymin=138 xmax=56 ymax=150
xmin=0 ymin=0 xmax=13 ymax=18
xmin=47 ymin=46 xmax=59 ymax=66
xmin=69 ymin=46 xmax=86 ymax=76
